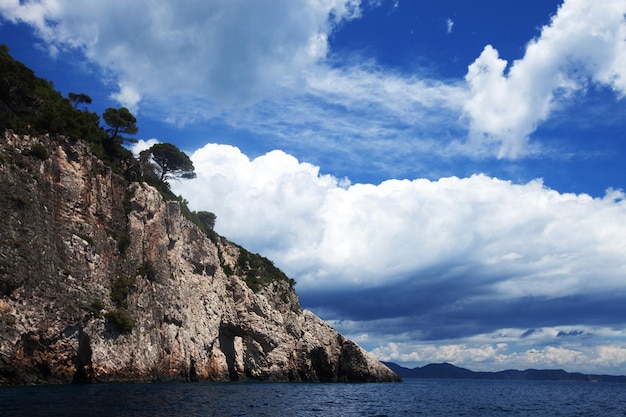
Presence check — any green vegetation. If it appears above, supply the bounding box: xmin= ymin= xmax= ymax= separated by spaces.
xmin=0 ymin=48 xmax=209 ymax=239
xmin=88 ymin=300 xmax=104 ymax=318
xmin=75 ymin=233 xmax=94 ymax=247
xmin=223 ymin=264 xmax=234 ymax=277
xmin=141 ymin=142 xmax=196 ymax=182
xmin=23 ymin=142 xmax=49 ymax=160
xmin=196 ymin=211 xmax=216 ymax=231
xmin=137 ymin=259 xmax=157 ymax=282
xmin=183 ymin=207 xmax=219 ymax=244
xmin=0 ymin=45 xmax=139 ymax=178
xmin=0 ymin=45 xmax=107 ymax=144
xmin=105 ymin=310 xmax=135 ymax=334
xmin=236 ymin=248 xmax=296 ymax=293
xmin=102 ymin=107 xmax=138 ymax=143
xmin=115 ymin=231 xmax=131 ymax=255
xmin=111 ymin=275 xmax=135 ymax=308
xmin=68 ymin=92 xmax=92 ymax=109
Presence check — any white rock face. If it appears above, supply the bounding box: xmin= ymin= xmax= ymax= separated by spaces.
xmin=0 ymin=133 xmax=399 ymax=384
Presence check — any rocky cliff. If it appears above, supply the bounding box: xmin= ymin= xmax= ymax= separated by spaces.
xmin=0 ymin=131 xmax=399 ymax=384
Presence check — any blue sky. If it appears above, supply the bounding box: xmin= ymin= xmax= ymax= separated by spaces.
xmin=3 ymin=0 xmax=626 ymax=374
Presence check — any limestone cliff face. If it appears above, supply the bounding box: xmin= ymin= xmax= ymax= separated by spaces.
xmin=0 ymin=132 xmax=399 ymax=384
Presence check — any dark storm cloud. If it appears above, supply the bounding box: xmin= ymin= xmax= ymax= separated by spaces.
xmin=557 ymin=330 xmax=584 ymax=337
xmin=521 ymin=328 xmax=539 ymax=338
xmin=302 ymin=278 xmax=626 ymax=343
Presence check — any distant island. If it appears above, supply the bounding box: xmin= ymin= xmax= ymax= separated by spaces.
xmin=384 ymin=362 xmax=626 ymax=383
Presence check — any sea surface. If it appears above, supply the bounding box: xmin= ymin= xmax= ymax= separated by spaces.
xmin=1 ymin=378 xmax=625 ymax=416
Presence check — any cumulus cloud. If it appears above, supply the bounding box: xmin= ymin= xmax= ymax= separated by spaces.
xmin=129 ymin=138 xmax=160 ymax=156
xmin=172 ymin=144 xmax=626 ymax=303
xmin=463 ymin=0 xmax=626 ymax=158
xmin=168 ymin=143 xmax=626 ymax=374
xmin=0 ymin=0 xmax=361 ymax=112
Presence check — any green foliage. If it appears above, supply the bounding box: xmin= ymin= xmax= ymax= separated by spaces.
xmin=102 ymin=107 xmax=138 ymax=142
xmin=0 ymin=46 xmax=107 ymax=143
xmin=197 ymin=211 xmax=216 ymax=231
xmin=76 ymin=233 xmax=94 ymax=247
xmin=87 ymin=132 xmax=139 ymax=180
xmin=182 ymin=207 xmax=219 ymax=243
xmin=245 ymin=275 xmax=263 ymax=293
xmin=117 ymin=232 xmax=131 ymax=255
xmin=137 ymin=259 xmax=157 ymax=282
xmin=122 ymin=191 xmax=133 ymax=215
xmin=89 ymin=300 xmax=104 ymax=318
xmin=223 ymin=264 xmax=234 ymax=277
xmin=105 ymin=310 xmax=135 ymax=334
xmin=23 ymin=142 xmax=49 ymax=160
xmin=146 ymin=175 xmax=177 ymax=201
xmin=68 ymin=92 xmax=92 ymax=109
xmin=237 ymin=248 xmax=295 ymax=293
xmin=13 ymin=159 xmax=27 ymax=170
xmin=111 ymin=275 xmax=135 ymax=308
xmin=0 ymin=47 xmax=170 ymax=195
xmin=142 ymin=142 xmax=196 ymax=182
xmin=0 ymin=46 xmax=142 ymax=179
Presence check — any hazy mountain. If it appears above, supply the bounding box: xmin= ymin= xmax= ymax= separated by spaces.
xmin=384 ymin=362 xmax=626 ymax=383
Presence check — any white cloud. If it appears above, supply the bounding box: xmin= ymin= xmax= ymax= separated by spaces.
xmin=304 ymin=65 xmax=466 ymax=118
xmin=446 ymin=18 xmax=454 ymax=34
xmin=172 ymin=144 xmax=626 ymax=299
xmin=371 ymin=326 xmax=626 ymax=374
xmin=220 ymin=64 xmax=468 ymax=174
xmin=129 ymin=138 xmax=159 ymax=156
xmin=110 ymin=83 xmax=141 ymax=113
xmin=463 ymin=0 xmax=626 ymax=158
xmin=0 ymin=0 xmax=362 ymax=112
xmin=0 ymin=0 xmax=60 ymax=38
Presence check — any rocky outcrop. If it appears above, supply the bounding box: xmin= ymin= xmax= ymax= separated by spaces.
xmin=0 ymin=132 xmax=399 ymax=384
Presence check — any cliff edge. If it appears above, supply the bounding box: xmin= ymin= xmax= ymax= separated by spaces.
xmin=0 ymin=131 xmax=400 ymax=384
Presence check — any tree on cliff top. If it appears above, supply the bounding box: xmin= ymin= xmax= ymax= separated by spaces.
xmin=103 ymin=107 xmax=138 ymax=143
xmin=68 ymin=92 xmax=92 ymax=109
xmin=0 ymin=46 xmax=106 ymax=143
xmin=141 ymin=142 xmax=196 ymax=182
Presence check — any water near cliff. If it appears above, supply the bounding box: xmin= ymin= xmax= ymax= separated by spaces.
xmin=2 ymin=379 xmax=626 ymax=416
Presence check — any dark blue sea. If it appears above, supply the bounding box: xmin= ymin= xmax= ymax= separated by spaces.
xmin=2 ymin=378 xmax=625 ymax=416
